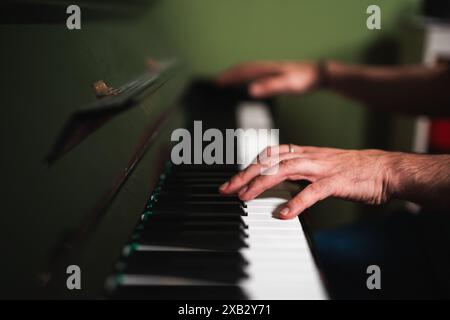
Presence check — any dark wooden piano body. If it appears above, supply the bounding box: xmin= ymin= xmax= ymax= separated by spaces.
xmin=1 ymin=1 xmax=186 ymax=298
xmin=0 ymin=1 xmax=286 ymax=299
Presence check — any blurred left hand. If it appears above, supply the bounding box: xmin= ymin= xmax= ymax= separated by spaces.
xmin=219 ymin=145 xmax=397 ymax=219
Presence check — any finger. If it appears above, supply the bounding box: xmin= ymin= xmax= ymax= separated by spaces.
xmin=216 ymin=62 xmax=281 ymax=86
xmin=238 ymin=173 xmax=289 ymax=201
xmin=219 ymin=152 xmax=306 ymax=194
xmin=239 ymin=158 xmax=318 ymax=200
xmin=278 ymin=179 xmax=335 ymax=219
xmin=249 ymin=76 xmax=290 ymax=98
xmin=258 ymin=145 xmax=342 ymax=160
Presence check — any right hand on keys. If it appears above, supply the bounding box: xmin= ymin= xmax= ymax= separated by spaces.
xmin=219 ymin=145 xmax=403 ymax=220
xmin=216 ymin=61 xmax=322 ymax=98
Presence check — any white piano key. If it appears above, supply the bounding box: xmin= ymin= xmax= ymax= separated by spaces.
xmin=237 ymin=102 xmax=327 ymax=300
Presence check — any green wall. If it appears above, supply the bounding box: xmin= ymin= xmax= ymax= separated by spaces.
xmin=151 ymin=0 xmax=423 ymax=227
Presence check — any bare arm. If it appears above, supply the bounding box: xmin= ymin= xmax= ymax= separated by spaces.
xmin=326 ymin=61 xmax=450 ymax=116
xmin=217 ymin=61 xmax=450 ymax=116
xmin=390 ymin=153 xmax=450 ymax=208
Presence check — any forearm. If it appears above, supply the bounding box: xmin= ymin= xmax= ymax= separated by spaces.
xmin=387 ymin=153 xmax=450 ymax=208
xmin=324 ymin=61 xmax=450 ymax=116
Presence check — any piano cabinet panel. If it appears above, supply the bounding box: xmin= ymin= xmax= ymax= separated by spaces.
xmin=0 ymin=4 xmax=189 ymax=298
xmin=47 ymin=117 xmax=184 ymax=298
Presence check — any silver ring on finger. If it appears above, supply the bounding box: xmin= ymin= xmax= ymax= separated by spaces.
xmin=289 ymin=144 xmax=295 ymax=153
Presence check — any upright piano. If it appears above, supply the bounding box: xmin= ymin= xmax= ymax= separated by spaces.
xmin=0 ymin=1 xmax=327 ymax=299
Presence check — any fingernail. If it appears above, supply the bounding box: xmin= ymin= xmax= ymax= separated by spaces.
xmin=279 ymin=207 xmax=290 ymax=216
xmin=219 ymin=182 xmax=229 ymax=191
xmin=238 ymin=186 xmax=248 ymax=197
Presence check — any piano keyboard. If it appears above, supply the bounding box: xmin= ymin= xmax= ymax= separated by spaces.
xmin=106 ymin=102 xmax=327 ymax=299
xmin=236 ymin=102 xmax=326 ymax=299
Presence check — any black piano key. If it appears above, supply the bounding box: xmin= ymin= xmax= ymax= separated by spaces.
xmin=117 ymin=251 xmax=248 ymax=283
xmin=167 ymin=172 xmax=234 ymax=179
xmin=135 ymin=237 xmax=248 ymax=251
xmin=156 ymin=193 xmax=241 ymax=203
xmin=120 ymin=251 xmax=248 ymax=269
xmin=123 ymin=250 xmax=248 ymax=264
xmin=155 ymin=198 xmax=243 ymax=206
xmin=159 ymin=186 xmax=224 ymax=194
xmin=148 ymin=209 xmax=248 ymax=217
xmin=139 ymin=213 xmax=248 ymax=229
xmin=107 ymin=162 xmax=251 ymax=299
xmin=141 ymin=218 xmax=246 ymax=229
xmin=141 ymin=214 xmax=247 ymax=225
xmin=152 ymin=202 xmax=245 ymax=214
xmin=140 ymin=223 xmax=246 ymax=234
xmin=111 ymin=285 xmax=247 ymax=300
xmin=164 ymin=177 xmax=230 ymax=184
xmin=170 ymin=164 xmax=238 ymax=172
xmin=138 ymin=229 xmax=248 ymax=240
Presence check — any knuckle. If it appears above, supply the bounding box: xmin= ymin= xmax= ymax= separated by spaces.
xmin=246 ymin=163 xmax=258 ymax=172
xmin=236 ymin=170 xmax=247 ymax=181
xmin=289 ymin=195 xmax=303 ymax=208
xmin=231 ymin=172 xmax=246 ymax=185
xmin=280 ymin=158 xmax=302 ymax=171
xmin=251 ymin=176 xmax=266 ymax=188
xmin=280 ymin=159 xmax=294 ymax=168
xmin=308 ymin=182 xmax=323 ymax=195
xmin=246 ymin=179 xmax=261 ymax=193
xmin=313 ymin=180 xmax=334 ymax=197
xmin=250 ymin=175 xmax=273 ymax=191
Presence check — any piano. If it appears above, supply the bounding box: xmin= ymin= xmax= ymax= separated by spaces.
xmin=105 ymin=92 xmax=328 ymax=299
xmin=0 ymin=1 xmax=327 ymax=299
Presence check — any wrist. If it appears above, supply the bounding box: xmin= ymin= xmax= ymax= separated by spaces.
xmin=382 ymin=152 xmax=406 ymax=201
xmin=384 ymin=152 xmax=437 ymax=203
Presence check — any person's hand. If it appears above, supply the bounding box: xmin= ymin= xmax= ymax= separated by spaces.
xmin=219 ymin=145 xmax=399 ymax=219
xmin=216 ymin=61 xmax=321 ymax=98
